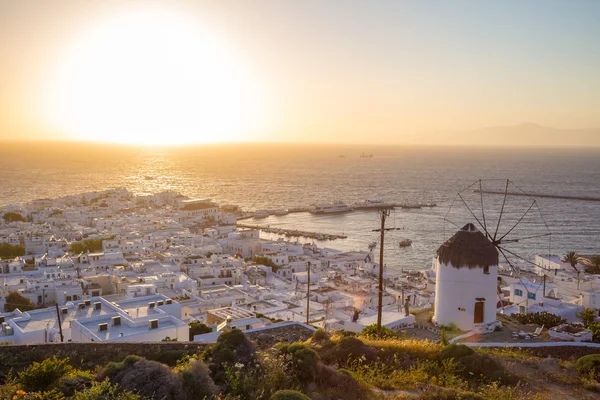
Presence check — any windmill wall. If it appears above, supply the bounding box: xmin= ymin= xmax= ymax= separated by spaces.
xmin=433 ymin=257 xmax=498 ymax=331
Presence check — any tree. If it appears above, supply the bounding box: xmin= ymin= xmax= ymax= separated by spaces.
xmin=189 ymin=322 xmax=212 ymax=341
xmin=2 ymin=212 xmax=24 ymax=223
xmin=577 ymin=307 xmax=597 ymax=328
xmin=562 ymin=251 xmax=582 ymax=289
xmin=582 ymin=255 xmax=600 ymax=275
xmin=70 ymin=239 xmax=104 ymax=253
xmin=0 ymin=243 xmax=25 ymax=258
xmin=4 ymin=291 xmax=36 ymax=312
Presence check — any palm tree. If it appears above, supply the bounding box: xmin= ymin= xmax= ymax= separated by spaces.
xmin=562 ymin=251 xmax=582 ymax=289
xmin=582 ymin=255 xmax=600 ymax=275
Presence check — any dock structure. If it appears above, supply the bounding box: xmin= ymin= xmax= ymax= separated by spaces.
xmin=237 ymin=224 xmax=347 ymax=240
xmin=474 ymin=189 xmax=600 ymax=203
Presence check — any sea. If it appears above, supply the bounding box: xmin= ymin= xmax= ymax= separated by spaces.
xmin=1 ymin=142 xmax=599 ymax=272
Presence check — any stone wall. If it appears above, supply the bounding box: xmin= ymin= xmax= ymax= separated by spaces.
xmin=0 ymin=322 xmax=316 ymax=382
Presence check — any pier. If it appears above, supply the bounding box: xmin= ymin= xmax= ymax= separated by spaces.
xmin=237 ymin=223 xmax=347 ymax=240
xmin=474 ymin=189 xmax=600 ymax=202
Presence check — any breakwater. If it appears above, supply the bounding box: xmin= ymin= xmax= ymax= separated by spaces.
xmin=474 ymin=189 xmax=600 ymax=202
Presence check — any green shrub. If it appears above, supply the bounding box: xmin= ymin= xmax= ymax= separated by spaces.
xmin=17 ymin=356 xmax=73 ymax=392
xmin=97 ymin=355 xmax=142 ymax=381
xmin=177 ymin=359 xmax=218 ymax=399
xmin=417 ymin=387 xmax=485 ymax=400
xmin=203 ymin=329 xmax=258 ymax=387
xmin=455 ymin=353 xmax=516 ymax=385
xmin=189 ymin=322 xmax=212 ymax=341
xmin=270 ymin=390 xmax=310 ymax=400
xmin=279 ymin=343 xmax=320 ymax=384
xmin=511 ymin=311 xmax=566 ymax=328
xmin=576 ymin=354 xmax=600 ymax=379
xmin=359 ymin=324 xmax=399 ymax=340
xmin=116 ymin=359 xmax=183 ymax=399
xmin=334 ymin=337 xmax=376 ymax=366
xmin=312 ymin=328 xmax=329 ymax=343
xmin=440 ymin=344 xmax=474 ymax=360
xmin=72 ymin=381 xmax=141 ymax=400
xmin=98 ymin=356 xmax=184 ymax=399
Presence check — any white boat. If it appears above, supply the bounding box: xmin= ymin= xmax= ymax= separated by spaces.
xmin=253 ymin=211 xmax=269 ymax=219
xmin=310 ymin=201 xmax=353 ymax=214
xmin=353 ymin=199 xmax=395 ymax=210
xmin=399 ymin=239 xmax=412 ymax=247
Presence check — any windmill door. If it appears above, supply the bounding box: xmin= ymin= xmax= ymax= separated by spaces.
xmin=474 ymin=301 xmax=484 ymax=323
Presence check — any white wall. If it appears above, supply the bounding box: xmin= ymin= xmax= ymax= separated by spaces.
xmin=433 ymin=258 xmax=498 ymax=331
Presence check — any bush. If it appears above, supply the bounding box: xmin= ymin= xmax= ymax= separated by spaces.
xmin=334 ymin=337 xmax=376 ymax=366
xmin=2 ymin=212 xmax=24 ymax=223
xmin=440 ymin=344 xmax=474 ymax=360
xmin=203 ymin=329 xmax=258 ymax=387
xmin=455 ymin=353 xmax=516 ymax=385
xmin=72 ymin=381 xmax=141 ymax=400
xmin=360 ymin=324 xmax=399 ymax=340
xmin=4 ymin=291 xmax=36 ymax=312
xmin=0 ymin=243 xmax=26 ymax=258
xmin=577 ymin=308 xmax=597 ymax=328
xmin=177 ymin=359 xmax=218 ymax=399
xmin=98 ymin=357 xmax=184 ymax=399
xmin=17 ymin=356 xmax=73 ymax=392
xmin=312 ymin=328 xmax=329 ymax=343
xmin=189 ymin=322 xmax=212 ymax=341
xmin=576 ymin=354 xmax=600 ymax=379
xmin=118 ymin=359 xmax=183 ymax=399
xmin=511 ymin=311 xmax=566 ymax=328
xmin=270 ymin=390 xmax=311 ymax=400
xmin=279 ymin=343 xmax=320 ymax=384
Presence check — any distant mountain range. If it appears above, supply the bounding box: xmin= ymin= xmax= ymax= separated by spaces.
xmin=420 ymin=123 xmax=600 ymax=147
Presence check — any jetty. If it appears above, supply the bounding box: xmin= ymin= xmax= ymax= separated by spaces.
xmin=474 ymin=189 xmax=600 ymax=203
xmin=237 ymin=223 xmax=347 ymax=240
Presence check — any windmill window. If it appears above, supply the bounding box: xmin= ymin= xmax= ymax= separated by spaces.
xmin=527 ymin=292 xmax=536 ymax=300
xmin=514 ymin=289 xmax=523 ymax=296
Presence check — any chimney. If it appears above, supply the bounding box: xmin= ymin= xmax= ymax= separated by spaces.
xmin=148 ymin=302 xmax=156 ymax=309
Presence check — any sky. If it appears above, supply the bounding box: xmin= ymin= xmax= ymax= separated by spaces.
xmin=1 ymin=0 xmax=599 ymax=145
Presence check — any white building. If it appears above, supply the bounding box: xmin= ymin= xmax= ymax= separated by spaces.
xmin=433 ymin=223 xmax=499 ymax=332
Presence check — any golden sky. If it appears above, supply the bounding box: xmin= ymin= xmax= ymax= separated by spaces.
xmin=1 ymin=0 xmax=599 ymax=145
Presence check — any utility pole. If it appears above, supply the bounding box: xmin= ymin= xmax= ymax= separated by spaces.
xmin=306 ymin=261 xmax=311 ymax=325
xmin=371 ymin=209 xmax=401 ymax=338
xmin=543 ymin=274 xmax=546 ymax=298
xmin=54 ymin=304 xmax=64 ymax=343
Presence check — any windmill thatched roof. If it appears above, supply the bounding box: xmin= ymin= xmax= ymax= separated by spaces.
xmin=437 ymin=223 xmax=498 ymax=269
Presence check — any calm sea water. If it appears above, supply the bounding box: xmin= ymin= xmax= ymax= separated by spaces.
xmin=0 ymin=142 xmax=599 ymax=271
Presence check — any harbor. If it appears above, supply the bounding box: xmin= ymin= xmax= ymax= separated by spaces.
xmin=237 ymin=223 xmax=347 ymax=240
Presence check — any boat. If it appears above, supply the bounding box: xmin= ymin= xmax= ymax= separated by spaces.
xmin=310 ymin=201 xmax=353 ymax=214
xmin=399 ymin=239 xmax=412 ymax=247
xmin=273 ymin=209 xmax=289 ymax=216
xmin=421 ymin=203 xmax=437 ymax=207
xmin=253 ymin=211 xmax=269 ymax=219
xmin=359 ymin=152 xmax=374 ymax=158
xmin=353 ymin=199 xmax=395 ymax=210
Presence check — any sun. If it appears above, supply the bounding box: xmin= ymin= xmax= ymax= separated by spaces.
xmin=44 ymin=7 xmax=265 ymax=145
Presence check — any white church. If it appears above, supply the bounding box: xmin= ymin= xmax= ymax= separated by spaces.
xmin=433 ymin=223 xmax=500 ymax=332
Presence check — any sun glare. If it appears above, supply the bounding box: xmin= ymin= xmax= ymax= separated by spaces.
xmin=45 ymin=7 xmax=265 ymax=145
